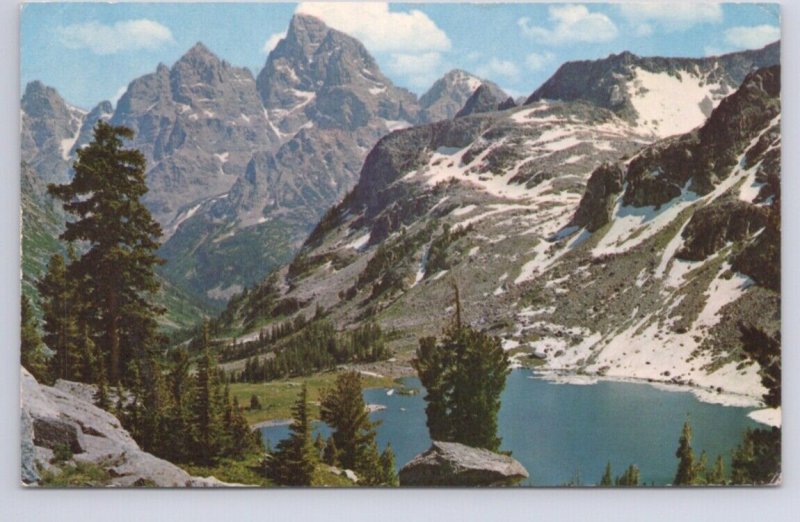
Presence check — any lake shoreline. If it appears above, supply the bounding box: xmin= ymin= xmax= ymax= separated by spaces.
xmin=532 ymin=368 xmax=759 ymax=406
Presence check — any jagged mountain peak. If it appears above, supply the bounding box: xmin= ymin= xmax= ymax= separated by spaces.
xmin=284 ymin=13 xmax=331 ymax=54
xmin=172 ymin=42 xmax=230 ymax=83
xmin=21 ymin=80 xmax=85 ymax=184
xmin=22 ymin=80 xmax=79 ymax=117
xmin=256 ymin=11 xmax=417 ymax=135
xmin=455 ymin=83 xmax=512 ymax=118
xmin=23 ymin=80 xmax=51 ymax=99
xmin=418 ymin=69 xmax=503 ymax=123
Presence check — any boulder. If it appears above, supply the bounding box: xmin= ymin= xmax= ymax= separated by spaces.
xmin=20 ymin=369 xmax=243 ymax=487
xmin=399 ymin=441 xmax=528 ymax=487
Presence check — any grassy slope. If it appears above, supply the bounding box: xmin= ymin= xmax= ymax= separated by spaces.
xmin=230 ymin=371 xmax=396 ymax=425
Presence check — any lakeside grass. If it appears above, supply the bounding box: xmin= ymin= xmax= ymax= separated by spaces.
xmin=230 ymin=370 xmax=397 ymax=425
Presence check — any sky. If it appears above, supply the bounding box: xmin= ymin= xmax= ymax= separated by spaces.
xmin=20 ymin=2 xmax=781 ymax=110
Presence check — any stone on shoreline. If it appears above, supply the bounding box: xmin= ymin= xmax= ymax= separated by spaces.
xmin=399 ymin=441 xmax=528 ymax=487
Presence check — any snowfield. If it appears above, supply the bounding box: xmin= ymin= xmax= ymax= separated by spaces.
xmin=627 ymin=67 xmax=725 ymax=138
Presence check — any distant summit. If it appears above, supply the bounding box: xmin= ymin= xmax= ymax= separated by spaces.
xmin=419 ymin=69 xmax=505 ymax=123
xmin=455 ymin=83 xmax=514 ymax=118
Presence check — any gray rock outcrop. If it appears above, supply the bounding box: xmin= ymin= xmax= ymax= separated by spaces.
xmin=419 ymin=69 xmax=505 ymax=123
xmin=20 ymin=369 xmax=238 ymax=487
xmin=399 ymin=441 xmax=528 ymax=486
xmin=20 ymin=81 xmax=85 ymax=185
xmin=570 ymin=162 xmax=624 ymax=232
xmin=454 ymin=83 xmax=511 ymax=118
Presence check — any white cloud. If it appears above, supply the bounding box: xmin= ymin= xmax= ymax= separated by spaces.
xmin=57 ymin=19 xmax=174 ymax=55
xmin=518 ymin=5 xmax=618 ymax=45
xmin=262 ymin=31 xmax=287 ymax=54
xmin=724 ymin=25 xmax=780 ymax=50
xmin=296 ymin=3 xmax=450 ymax=53
xmin=477 ymin=58 xmax=521 ymax=82
xmin=525 ymin=51 xmax=556 ymax=71
xmin=387 ymin=52 xmax=445 ymax=90
xmin=618 ymin=3 xmax=722 ymax=32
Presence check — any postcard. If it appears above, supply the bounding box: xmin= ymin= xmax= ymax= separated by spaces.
xmin=20 ymin=2 xmax=781 ymax=487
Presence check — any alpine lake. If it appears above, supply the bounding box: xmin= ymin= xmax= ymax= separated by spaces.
xmin=260 ymin=368 xmax=764 ymax=486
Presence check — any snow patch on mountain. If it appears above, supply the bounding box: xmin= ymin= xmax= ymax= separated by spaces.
xmin=627 ymin=67 xmax=723 ymax=138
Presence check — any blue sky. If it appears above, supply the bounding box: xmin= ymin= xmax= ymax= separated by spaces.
xmin=21 ymin=2 xmax=781 ymax=109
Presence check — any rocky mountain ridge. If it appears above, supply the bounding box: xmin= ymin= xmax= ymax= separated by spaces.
xmin=526 ymin=41 xmax=779 ymax=138
xmin=219 ymin=64 xmax=780 ymax=407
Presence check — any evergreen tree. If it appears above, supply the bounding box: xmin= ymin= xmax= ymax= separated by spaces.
xmin=163 ymin=347 xmax=192 ymax=462
xmin=48 ymin=121 xmax=164 ymax=384
xmin=615 ymin=464 xmax=641 ymax=486
xmin=694 ymin=450 xmax=709 ymax=485
xmin=599 ymin=461 xmax=613 ymax=486
xmin=674 ymin=420 xmax=698 ymax=485
xmin=377 ymin=443 xmax=399 ymax=487
xmin=267 ymin=384 xmax=317 ymax=486
xmin=191 ymin=323 xmax=223 ymax=465
xmin=319 ymin=371 xmax=381 ymax=476
xmin=730 ymin=427 xmax=781 ymax=484
xmin=412 ymin=283 xmax=510 ymax=450
xmin=21 ymin=294 xmax=49 ymax=383
xmin=707 ymin=455 xmax=726 ymax=485
xmin=227 ymin=396 xmax=260 ymax=458
xmin=313 ymin=433 xmax=326 ymax=460
xmin=323 ymin=435 xmax=340 ymax=466
xmin=37 ymin=254 xmax=81 ymax=381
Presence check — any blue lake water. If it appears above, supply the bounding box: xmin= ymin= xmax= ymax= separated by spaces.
xmin=259 ymin=368 xmax=762 ymax=486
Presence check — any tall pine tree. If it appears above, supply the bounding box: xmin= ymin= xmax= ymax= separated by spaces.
xmin=191 ymin=322 xmax=223 ymax=465
xmin=412 ymin=282 xmax=510 ymax=451
xmin=21 ymin=294 xmax=49 ymax=383
xmin=267 ymin=384 xmax=317 ymax=486
xmin=674 ymin=420 xmax=698 ymax=485
xmin=319 ymin=371 xmax=382 ymax=479
xmin=37 ymin=253 xmax=81 ymax=381
xmin=48 ymin=121 xmax=163 ymax=384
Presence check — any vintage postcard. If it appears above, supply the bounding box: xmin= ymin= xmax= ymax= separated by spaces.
xmin=20 ymin=2 xmax=780 ymax=487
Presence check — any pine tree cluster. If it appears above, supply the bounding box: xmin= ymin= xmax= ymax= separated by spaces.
xmin=233 ymin=320 xmax=390 ymax=383
xmin=266 ymin=372 xmax=397 ymax=486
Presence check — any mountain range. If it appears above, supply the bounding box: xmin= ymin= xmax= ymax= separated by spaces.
xmin=21 ymin=14 xmax=505 ymax=309
xmin=21 ymin=13 xmax=781 ymax=402
xmin=210 ymin=36 xmax=780 ymax=402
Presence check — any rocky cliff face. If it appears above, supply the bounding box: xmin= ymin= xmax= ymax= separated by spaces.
xmin=158 ymin=15 xmax=505 ymax=304
xmin=525 ymin=42 xmax=779 ymax=138
xmin=20 ymin=81 xmax=86 ymax=185
xmin=455 ymin=83 xmax=514 ymax=118
xmin=110 ymin=42 xmax=280 ymax=229
xmin=21 ymin=369 xmax=240 ymax=487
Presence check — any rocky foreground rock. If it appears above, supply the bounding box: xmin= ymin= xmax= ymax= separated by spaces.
xmin=399 ymin=441 xmax=528 ymax=487
xmin=20 ymin=369 xmax=238 ymax=487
